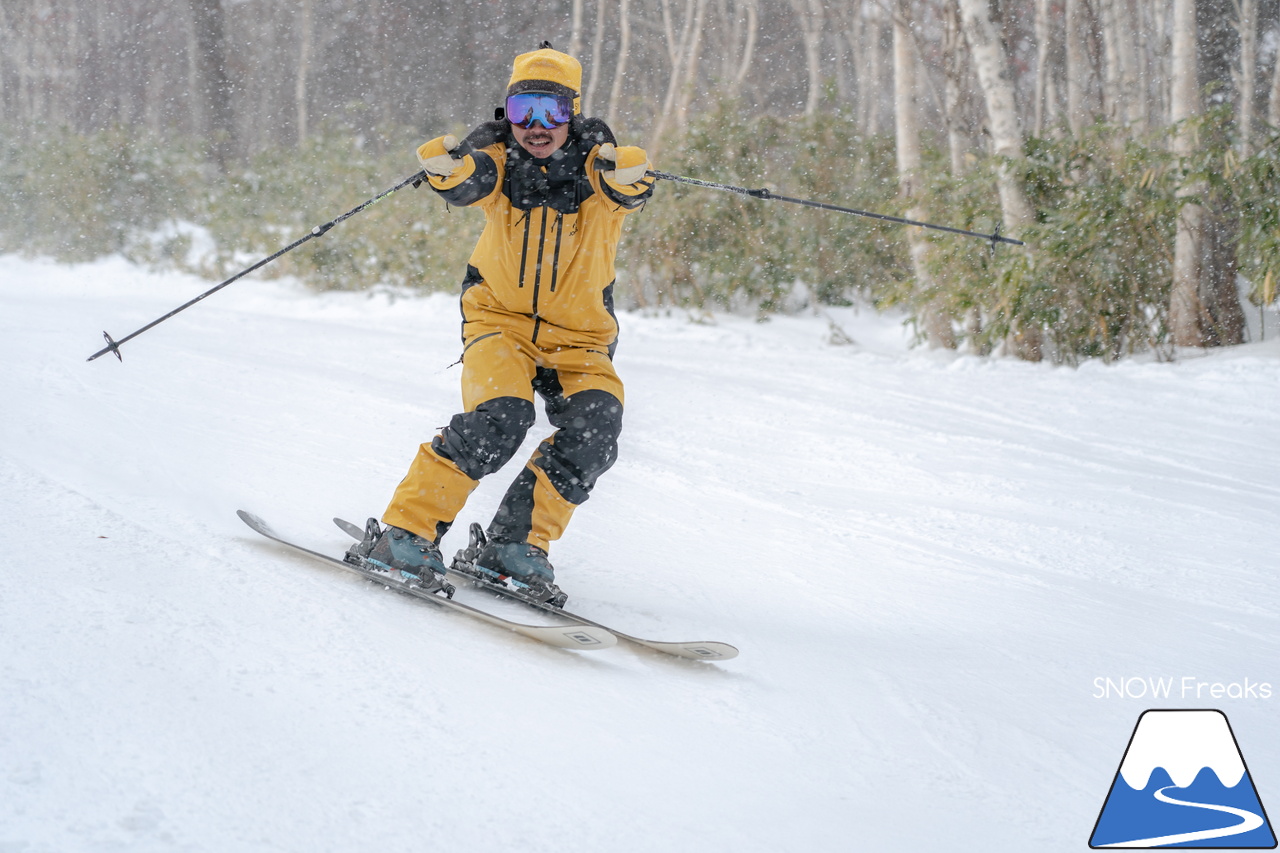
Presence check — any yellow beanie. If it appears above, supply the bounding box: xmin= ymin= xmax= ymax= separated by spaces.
xmin=507 ymin=44 xmax=582 ymax=112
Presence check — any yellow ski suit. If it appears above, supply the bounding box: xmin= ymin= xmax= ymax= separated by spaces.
xmin=383 ymin=119 xmax=653 ymax=552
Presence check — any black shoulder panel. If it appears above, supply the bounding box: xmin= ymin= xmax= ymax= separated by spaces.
xmin=571 ymin=116 xmax=617 ymax=148
xmin=436 ymin=150 xmax=499 ymax=206
xmin=459 ymin=120 xmax=510 ymax=157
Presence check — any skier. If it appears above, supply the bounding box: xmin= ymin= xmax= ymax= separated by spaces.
xmin=349 ymin=43 xmax=654 ymax=601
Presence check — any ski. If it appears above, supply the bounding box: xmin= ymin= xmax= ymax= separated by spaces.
xmin=335 ymin=517 xmax=738 ymax=662
xmin=237 ymin=511 xmax=617 ymax=652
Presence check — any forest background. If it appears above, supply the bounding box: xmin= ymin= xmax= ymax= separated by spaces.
xmin=2 ymin=0 xmax=1279 ymax=363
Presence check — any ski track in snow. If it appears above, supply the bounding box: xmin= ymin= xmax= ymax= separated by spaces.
xmin=2 ymin=254 xmax=1278 ymax=852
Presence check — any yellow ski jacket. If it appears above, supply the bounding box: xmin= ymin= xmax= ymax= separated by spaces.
xmin=419 ymin=120 xmax=653 ymax=355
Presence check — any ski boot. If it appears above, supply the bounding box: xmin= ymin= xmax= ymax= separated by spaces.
xmin=346 ymin=518 xmax=454 ymax=597
xmin=451 ymin=523 xmax=568 ymax=608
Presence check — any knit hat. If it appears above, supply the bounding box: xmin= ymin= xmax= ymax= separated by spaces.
xmin=507 ymin=43 xmax=582 ymax=114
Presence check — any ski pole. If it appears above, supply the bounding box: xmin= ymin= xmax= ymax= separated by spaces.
xmin=644 ymin=169 xmax=1025 ymax=248
xmin=87 ymin=170 xmax=428 ymax=362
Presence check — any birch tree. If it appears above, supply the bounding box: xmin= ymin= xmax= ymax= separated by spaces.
xmin=1235 ymin=0 xmax=1257 ymax=156
xmin=862 ymin=1 xmax=888 ymax=136
xmin=648 ymin=0 xmax=709 ymax=154
xmin=582 ymin=0 xmax=607 ymax=116
xmin=672 ymin=0 xmax=710 ymax=131
xmin=1163 ymin=0 xmax=1243 ymax=349
xmin=188 ymin=0 xmax=235 ymax=169
xmin=721 ymin=0 xmax=758 ymax=101
xmin=941 ymin=0 xmax=973 ymax=173
xmin=790 ymin=0 xmax=825 ymax=117
xmin=607 ymin=0 xmax=632 ymax=128
xmin=569 ymin=0 xmax=585 ymax=59
xmin=1064 ymin=0 xmax=1088 ymax=134
xmin=1033 ymin=0 xmax=1053 ymax=136
xmin=1271 ymin=32 xmax=1280 ymax=127
xmin=1098 ymin=0 xmax=1141 ymax=128
xmin=956 ymin=0 xmax=1034 ymax=228
xmin=957 ymin=0 xmax=1038 ymax=356
xmin=1169 ymin=0 xmax=1208 ymax=347
xmin=895 ymin=1 xmax=954 ymax=347
xmin=295 ymin=0 xmax=314 ymax=146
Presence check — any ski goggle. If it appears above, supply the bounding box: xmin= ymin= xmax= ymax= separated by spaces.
xmin=505 ymin=92 xmax=574 ymax=129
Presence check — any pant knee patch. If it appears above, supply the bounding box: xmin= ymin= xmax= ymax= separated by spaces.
xmin=432 ymin=396 xmax=536 ymax=481
xmin=537 ymin=389 xmax=623 ymax=504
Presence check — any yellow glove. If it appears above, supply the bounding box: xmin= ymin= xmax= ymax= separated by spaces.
xmin=417 ymin=134 xmax=463 ymax=177
xmin=597 ymin=143 xmax=650 ymax=186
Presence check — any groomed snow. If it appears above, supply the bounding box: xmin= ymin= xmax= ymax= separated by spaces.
xmin=2 ymin=253 xmax=1278 ymax=852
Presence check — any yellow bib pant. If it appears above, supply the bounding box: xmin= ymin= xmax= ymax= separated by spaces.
xmin=382 ymin=118 xmax=651 ymax=553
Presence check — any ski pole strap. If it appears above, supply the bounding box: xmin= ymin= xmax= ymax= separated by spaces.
xmin=644 ymin=169 xmax=1025 ymax=247
xmin=87 ymin=170 xmax=428 ymax=363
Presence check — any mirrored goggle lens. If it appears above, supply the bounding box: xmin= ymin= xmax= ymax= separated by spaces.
xmin=506 ymin=93 xmax=573 ymax=129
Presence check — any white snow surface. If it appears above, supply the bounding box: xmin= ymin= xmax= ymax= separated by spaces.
xmin=2 ymin=254 xmax=1278 ymax=852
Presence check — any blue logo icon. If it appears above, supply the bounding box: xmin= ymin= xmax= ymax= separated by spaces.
xmin=1091 ymin=709 xmax=1276 ymax=848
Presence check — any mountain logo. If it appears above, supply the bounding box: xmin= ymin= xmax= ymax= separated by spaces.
xmin=1090 ymin=709 xmax=1276 ymax=848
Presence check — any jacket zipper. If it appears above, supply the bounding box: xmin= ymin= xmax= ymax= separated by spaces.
xmin=548 ymin=212 xmax=565 ymax=293
xmin=529 ymin=209 xmax=549 ymax=343
xmin=517 ymin=211 xmax=532 ymax=289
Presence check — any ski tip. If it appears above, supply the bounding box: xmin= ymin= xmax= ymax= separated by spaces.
xmin=236 ymin=509 xmax=272 ymax=536
xmin=699 ymin=643 xmax=739 ymax=661
xmin=332 ymin=517 xmax=365 ymax=540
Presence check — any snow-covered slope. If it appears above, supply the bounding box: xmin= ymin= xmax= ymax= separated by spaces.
xmin=2 ymin=254 xmax=1278 ymax=852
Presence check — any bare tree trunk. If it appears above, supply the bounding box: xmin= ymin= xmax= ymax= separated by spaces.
xmin=8 ymin=6 xmax=37 ymax=132
xmin=1098 ymin=0 xmax=1141 ymax=127
xmin=863 ymin=1 xmax=888 ymax=136
xmin=1169 ymin=0 xmax=1206 ymax=347
xmin=59 ymin=6 xmax=84 ymax=132
xmin=607 ymin=0 xmax=632 ymax=129
xmin=833 ymin=18 xmax=852 ymax=105
xmin=1151 ymin=0 xmax=1174 ymax=131
xmin=1271 ymin=24 xmax=1280 ymax=127
xmin=894 ymin=9 xmax=921 ymax=205
xmin=186 ymin=7 xmax=202 ymax=138
xmin=1115 ymin=0 xmax=1142 ymax=130
xmin=1100 ymin=0 xmax=1120 ymax=127
xmin=673 ymin=0 xmax=709 ymax=134
xmin=569 ymin=0 xmax=585 ymax=59
xmin=843 ymin=4 xmax=864 ymax=129
xmin=296 ymin=0 xmax=314 ymax=147
xmin=726 ymin=0 xmax=758 ymax=100
xmin=1033 ymin=0 xmax=1052 ymax=136
xmin=941 ymin=0 xmax=972 ymax=173
xmin=1235 ymin=0 xmax=1257 ymax=156
xmin=896 ymin=1 xmax=954 ymax=348
xmin=1064 ymin=0 xmax=1087 ymax=133
xmin=0 ymin=5 xmax=10 ymax=129
xmin=790 ymin=0 xmax=825 ymax=117
xmin=583 ymin=0 xmax=607 ymax=115
xmin=189 ymin=0 xmax=235 ymax=169
xmin=649 ymin=0 xmax=708 ymax=155
xmin=957 ymin=0 xmax=1038 ymax=358
xmin=1202 ymin=209 xmax=1247 ymax=345
xmin=957 ymin=0 xmax=1035 ymax=228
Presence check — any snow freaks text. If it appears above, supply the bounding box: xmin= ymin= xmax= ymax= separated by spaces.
xmin=1093 ymin=677 xmax=1274 ymax=701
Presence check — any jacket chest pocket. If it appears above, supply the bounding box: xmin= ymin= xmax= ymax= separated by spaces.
xmin=516 ymin=209 xmax=578 ymax=294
